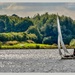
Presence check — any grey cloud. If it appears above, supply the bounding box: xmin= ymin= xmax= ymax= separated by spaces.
xmin=0 ymin=3 xmax=75 ymax=19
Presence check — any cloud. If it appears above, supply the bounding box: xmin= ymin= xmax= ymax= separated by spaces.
xmin=0 ymin=3 xmax=75 ymax=19
xmin=3 ymin=3 xmax=25 ymax=11
xmin=0 ymin=3 xmax=3 ymax=5
xmin=65 ymin=3 xmax=75 ymax=11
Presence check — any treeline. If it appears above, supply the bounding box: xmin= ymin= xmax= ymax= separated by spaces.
xmin=0 ymin=13 xmax=75 ymax=45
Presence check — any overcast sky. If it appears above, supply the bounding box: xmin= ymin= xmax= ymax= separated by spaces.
xmin=0 ymin=3 xmax=75 ymax=19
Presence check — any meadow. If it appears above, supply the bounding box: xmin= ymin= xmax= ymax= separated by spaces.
xmin=0 ymin=41 xmax=73 ymax=49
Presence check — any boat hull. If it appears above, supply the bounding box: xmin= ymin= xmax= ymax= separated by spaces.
xmin=62 ymin=57 xmax=75 ymax=59
xmin=61 ymin=55 xmax=75 ymax=59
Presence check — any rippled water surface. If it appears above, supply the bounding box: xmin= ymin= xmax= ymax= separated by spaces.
xmin=0 ymin=49 xmax=75 ymax=72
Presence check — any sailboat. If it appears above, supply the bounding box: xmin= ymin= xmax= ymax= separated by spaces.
xmin=57 ymin=14 xmax=75 ymax=59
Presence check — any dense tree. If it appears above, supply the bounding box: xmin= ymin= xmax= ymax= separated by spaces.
xmin=70 ymin=39 xmax=75 ymax=46
xmin=26 ymin=26 xmax=42 ymax=43
xmin=0 ymin=20 xmax=5 ymax=32
xmin=0 ymin=13 xmax=75 ymax=44
xmin=27 ymin=33 xmax=38 ymax=42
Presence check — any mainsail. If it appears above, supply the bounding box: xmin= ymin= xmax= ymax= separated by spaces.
xmin=57 ymin=15 xmax=69 ymax=56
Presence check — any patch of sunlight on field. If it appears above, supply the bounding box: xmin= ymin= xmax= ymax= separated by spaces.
xmin=1 ymin=43 xmax=57 ymax=49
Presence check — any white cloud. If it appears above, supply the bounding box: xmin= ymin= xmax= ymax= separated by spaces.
xmin=65 ymin=3 xmax=75 ymax=10
xmin=3 ymin=3 xmax=25 ymax=10
xmin=0 ymin=3 xmax=6 ymax=5
xmin=0 ymin=3 xmax=75 ymax=19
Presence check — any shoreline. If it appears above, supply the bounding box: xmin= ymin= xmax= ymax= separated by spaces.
xmin=0 ymin=42 xmax=74 ymax=49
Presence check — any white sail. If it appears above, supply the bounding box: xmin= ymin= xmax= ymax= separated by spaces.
xmin=57 ymin=15 xmax=69 ymax=56
xmin=58 ymin=34 xmax=62 ymax=55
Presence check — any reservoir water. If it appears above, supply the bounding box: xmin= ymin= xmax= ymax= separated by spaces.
xmin=0 ymin=49 xmax=75 ymax=72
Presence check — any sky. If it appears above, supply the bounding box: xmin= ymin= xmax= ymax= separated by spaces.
xmin=0 ymin=3 xmax=75 ymax=19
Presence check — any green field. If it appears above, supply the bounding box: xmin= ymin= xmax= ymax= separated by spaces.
xmin=0 ymin=41 xmax=57 ymax=49
xmin=1 ymin=43 xmax=57 ymax=49
xmin=0 ymin=41 xmax=73 ymax=49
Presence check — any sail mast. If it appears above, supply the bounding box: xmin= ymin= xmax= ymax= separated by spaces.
xmin=57 ymin=15 xmax=62 ymax=56
xmin=58 ymin=34 xmax=62 ymax=55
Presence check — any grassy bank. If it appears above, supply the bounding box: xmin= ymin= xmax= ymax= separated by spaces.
xmin=1 ymin=43 xmax=57 ymax=49
xmin=0 ymin=41 xmax=58 ymax=49
xmin=0 ymin=41 xmax=74 ymax=49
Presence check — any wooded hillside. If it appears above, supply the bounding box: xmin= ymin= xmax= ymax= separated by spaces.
xmin=0 ymin=13 xmax=75 ymax=45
